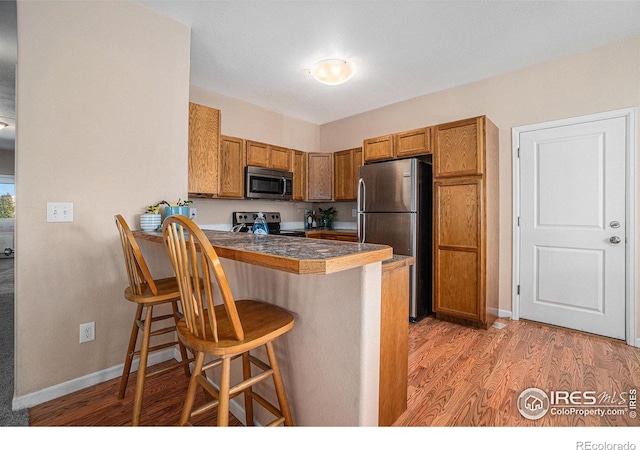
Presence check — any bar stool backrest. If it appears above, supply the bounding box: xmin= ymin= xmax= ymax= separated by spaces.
xmin=115 ymin=214 xmax=159 ymax=297
xmin=162 ymin=215 xmax=244 ymax=343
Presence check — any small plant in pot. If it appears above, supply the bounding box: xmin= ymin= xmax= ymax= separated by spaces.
xmin=155 ymin=199 xmax=193 ymax=221
xmin=139 ymin=204 xmax=162 ymax=231
xmin=318 ymin=207 xmax=337 ymax=229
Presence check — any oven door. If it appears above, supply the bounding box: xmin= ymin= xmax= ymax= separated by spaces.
xmin=245 ymin=166 xmax=293 ymax=200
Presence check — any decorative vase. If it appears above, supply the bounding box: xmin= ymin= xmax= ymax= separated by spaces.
xmin=139 ymin=213 xmax=161 ymax=231
xmin=162 ymin=206 xmax=190 ymax=222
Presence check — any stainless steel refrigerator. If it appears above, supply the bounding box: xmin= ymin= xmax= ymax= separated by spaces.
xmin=357 ymin=157 xmax=432 ymax=321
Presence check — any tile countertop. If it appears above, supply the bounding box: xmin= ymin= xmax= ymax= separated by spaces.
xmin=133 ymin=229 xmax=393 ymax=275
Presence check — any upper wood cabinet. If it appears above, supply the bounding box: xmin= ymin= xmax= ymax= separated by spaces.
xmin=218 ymin=136 xmax=246 ymax=199
xmin=291 ymin=150 xmax=307 ymax=201
xmin=395 ymin=127 xmax=431 ymax=158
xmin=433 ymin=116 xmax=499 ymax=329
xmin=363 ymin=135 xmax=394 ymax=162
xmin=246 ymin=140 xmax=291 ymax=171
xmin=433 ymin=118 xmax=482 ymax=177
xmin=307 ymin=152 xmax=333 ymax=201
xmin=270 ymin=146 xmax=292 ymax=171
xmin=246 ymin=140 xmax=270 ymax=168
xmin=188 ymin=102 xmax=221 ymax=196
xmin=363 ymin=127 xmax=432 ymax=163
xmin=333 ymin=147 xmax=362 ymax=201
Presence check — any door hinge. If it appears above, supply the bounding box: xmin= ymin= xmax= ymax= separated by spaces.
xmin=517 ymin=216 xmax=520 ymax=226
xmin=517 ymin=285 xmax=520 ymax=295
xmin=517 ymin=147 xmax=520 ymax=158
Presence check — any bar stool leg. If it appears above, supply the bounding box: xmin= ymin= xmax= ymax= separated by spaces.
xmin=131 ymin=305 xmax=153 ymax=426
xmin=180 ymin=351 xmax=205 ymax=426
xmin=217 ymin=356 xmax=231 ymax=427
xmin=171 ymin=301 xmax=191 ymax=378
xmin=265 ymin=341 xmax=293 ymax=426
xmin=118 ymin=304 xmax=143 ymax=399
xmin=242 ymin=352 xmax=254 ymax=425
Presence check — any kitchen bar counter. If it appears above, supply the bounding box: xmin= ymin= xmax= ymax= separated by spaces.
xmin=134 ymin=227 xmax=400 ymax=426
xmin=134 ymin=229 xmax=390 ymax=275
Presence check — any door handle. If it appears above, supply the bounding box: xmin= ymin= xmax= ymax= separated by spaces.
xmin=610 ymin=236 xmax=622 ymax=244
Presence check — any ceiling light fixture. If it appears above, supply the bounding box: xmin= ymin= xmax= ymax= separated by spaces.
xmin=309 ymin=59 xmax=354 ymax=86
xmin=0 ymin=122 xmax=7 ymax=131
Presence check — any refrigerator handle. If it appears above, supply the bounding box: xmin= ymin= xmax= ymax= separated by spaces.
xmin=357 ymin=178 xmax=365 ymax=243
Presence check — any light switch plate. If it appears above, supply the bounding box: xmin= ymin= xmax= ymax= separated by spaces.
xmin=47 ymin=202 xmax=74 ymax=222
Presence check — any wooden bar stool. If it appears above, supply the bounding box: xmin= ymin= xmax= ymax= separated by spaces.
xmin=162 ymin=215 xmax=295 ymax=426
xmin=114 ymin=214 xmax=193 ymax=426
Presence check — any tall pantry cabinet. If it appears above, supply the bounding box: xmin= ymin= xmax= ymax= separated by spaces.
xmin=433 ymin=116 xmax=499 ymax=329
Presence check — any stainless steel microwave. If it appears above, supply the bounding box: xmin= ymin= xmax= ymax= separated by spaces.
xmin=245 ymin=166 xmax=293 ymax=200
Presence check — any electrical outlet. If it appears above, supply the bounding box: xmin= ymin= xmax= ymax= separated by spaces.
xmin=352 ymin=208 xmax=357 ymax=218
xmin=190 ymin=207 xmax=197 ymax=219
xmin=79 ymin=321 xmax=95 ymax=343
xmin=47 ymin=202 xmax=74 ymax=222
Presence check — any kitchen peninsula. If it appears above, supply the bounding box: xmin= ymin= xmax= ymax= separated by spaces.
xmin=134 ymin=229 xmax=410 ymax=426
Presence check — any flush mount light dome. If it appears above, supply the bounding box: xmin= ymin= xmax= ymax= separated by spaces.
xmin=310 ymin=59 xmax=354 ymax=85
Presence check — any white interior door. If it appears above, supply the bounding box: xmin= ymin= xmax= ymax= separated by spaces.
xmin=518 ymin=116 xmax=626 ymax=340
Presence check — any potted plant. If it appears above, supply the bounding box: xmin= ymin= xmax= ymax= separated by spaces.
xmin=318 ymin=207 xmax=337 ymax=229
xmin=156 ymin=199 xmax=192 ymax=221
xmin=139 ymin=204 xmax=162 ymax=231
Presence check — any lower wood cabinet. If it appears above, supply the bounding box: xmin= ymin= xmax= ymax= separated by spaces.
xmin=379 ymin=256 xmax=411 ymax=426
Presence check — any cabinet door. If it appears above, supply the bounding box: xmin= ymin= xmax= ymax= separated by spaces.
xmin=434 ymin=117 xmax=482 ymax=178
xmin=218 ymin=136 xmax=245 ymax=199
xmin=246 ymin=140 xmax=270 ymax=168
xmin=395 ymin=127 xmax=431 ymax=157
xmin=333 ymin=149 xmax=355 ymax=201
xmin=188 ymin=103 xmax=220 ymax=195
xmin=353 ymin=147 xmax=363 ymax=198
xmin=270 ymin=146 xmax=291 ymax=171
xmin=307 ymin=152 xmax=333 ymax=201
xmin=433 ymin=177 xmax=483 ymax=321
xmin=363 ymin=135 xmax=394 ymax=162
xmin=292 ymin=150 xmax=307 ymax=201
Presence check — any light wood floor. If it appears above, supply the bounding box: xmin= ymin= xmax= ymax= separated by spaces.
xmin=393 ymin=317 xmax=640 ymax=426
xmin=29 ymin=317 xmax=640 ymax=426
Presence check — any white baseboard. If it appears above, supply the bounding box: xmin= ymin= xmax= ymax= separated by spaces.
xmin=12 ymin=349 xmax=175 ymax=411
xmin=498 ymin=309 xmax=513 ymax=319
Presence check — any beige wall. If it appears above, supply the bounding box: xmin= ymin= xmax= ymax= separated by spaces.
xmin=321 ymin=36 xmax=640 ymax=321
xmin=0 ymin=149 xmax=14 ymax=175
xmin=15 ymin=1 xmax=190 ymax=395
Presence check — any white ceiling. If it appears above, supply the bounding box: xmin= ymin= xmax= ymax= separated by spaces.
xmin=141 ymin=0 xmax=640 ymax=125
xmin=1 ymin=0 xmax=640 ymax=150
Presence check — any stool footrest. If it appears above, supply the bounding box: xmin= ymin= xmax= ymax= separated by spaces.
xmin=146 ymin=357 xmax=193 ymax=378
